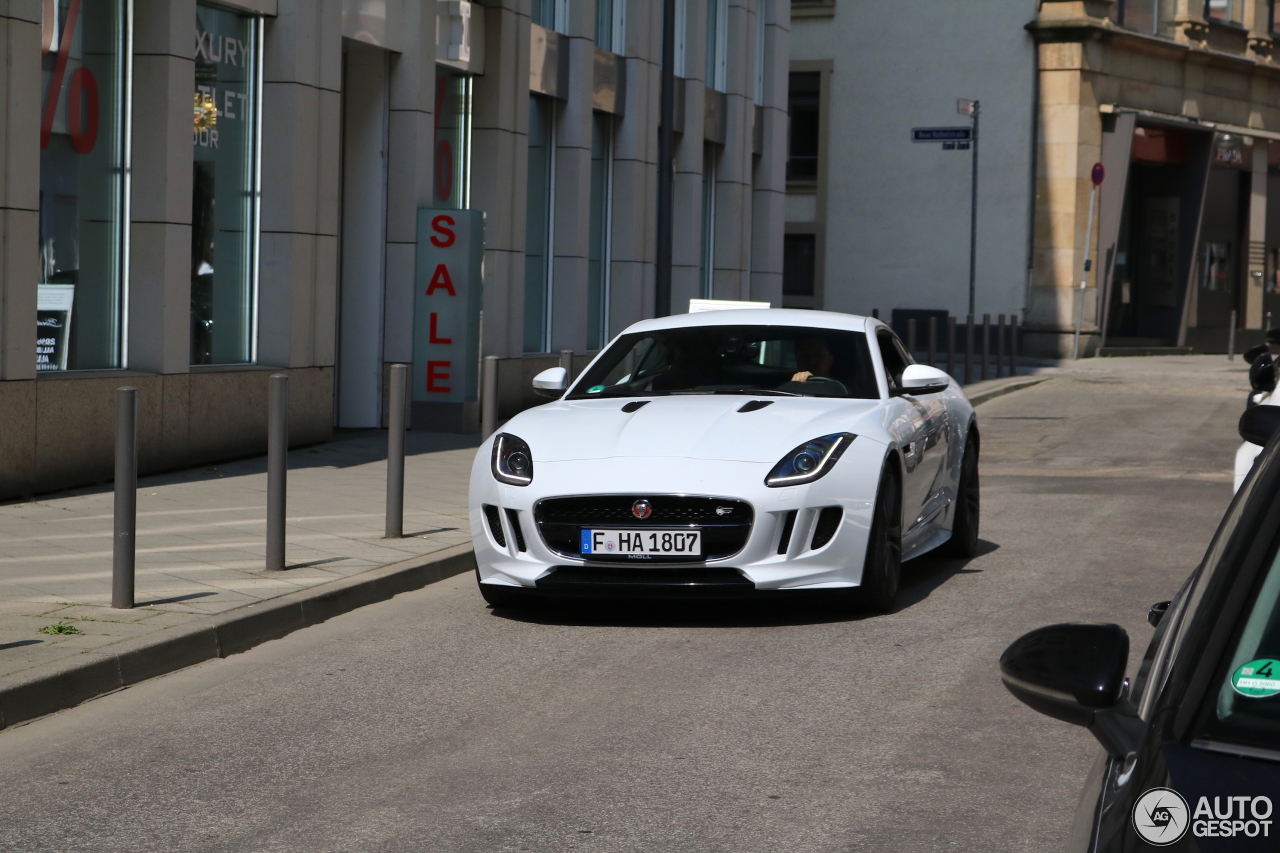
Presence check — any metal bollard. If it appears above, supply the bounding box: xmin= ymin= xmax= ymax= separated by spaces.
xmin=981 ymin=314 xmax=991 ymax=381
xmin=112 ymin=387 xmax=138 ymax=609
xmin=481 ymin=356 xmax=499 ymax=440
xmin=928 ymin=317 xmax=937 ymax=367
xmin=996 ymin=315 xmax=1006 ymax=379
xmin=559 ymin=349 xmax=574 ymax=385
xmin=907 ymin=319 xmax=917 ymax=361
xmin=266 ymin=374 xmax=289 ymax=571
xmin=385 ymin=364 xmax=408 ymax=539
xmin=1228 ymin=309 xmax=1237 ymax=362
xmin=965 ymin=315 xmax=974 ymax=385
xmin=1011 ymin=318 xmax=1019 ymax=375
xmin=947 ymin=316 xmax=956 ymax=376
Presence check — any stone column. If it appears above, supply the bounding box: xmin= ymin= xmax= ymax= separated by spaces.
xmin=1246 ymin=138 xmax=1267 ymax=329
xmin=0 ymin=5 xmax=39 ymax=382
xmin=749 ymin=0 xmax=786 ymax=306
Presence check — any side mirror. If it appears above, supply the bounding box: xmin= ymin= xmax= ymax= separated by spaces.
xmin=900 ymin=364 xmax=950 ymax=395
xmin=1147 ymin=601 xmax=1170 ymax=628
xmin=532 ymin=366 xmax=568 ymax=397
xmin=1000 ymin=622 xmax=1143 ymax=758
xmin=1239 ymin=405 xmax=1280 ymax=446
xmin=1244 ymin=344 xmax=1271 ymax=365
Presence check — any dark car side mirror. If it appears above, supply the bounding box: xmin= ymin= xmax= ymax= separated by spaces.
xmin=1147 ymin=601 xmax=1170 ymax=628
xmin=1000 ymin=623 xmax=1144 ymax=758
xmin=1239 ymin=405 xmax=1280 ymax=446
xmin=1244 ymin=344 xmax=1271 ymax=365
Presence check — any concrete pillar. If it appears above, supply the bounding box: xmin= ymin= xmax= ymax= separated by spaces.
xmin=750 ymin=0 xmax=787 ymax=308
xmin=0 ymin=5 xmax=39 ymax=382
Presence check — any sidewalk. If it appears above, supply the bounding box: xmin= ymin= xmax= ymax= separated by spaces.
xmin=0 ymin=431 xmax=478 ymax=698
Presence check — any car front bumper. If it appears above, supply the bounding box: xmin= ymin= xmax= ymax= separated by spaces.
xmin=468 ymin=437 xmax=888 ymax=595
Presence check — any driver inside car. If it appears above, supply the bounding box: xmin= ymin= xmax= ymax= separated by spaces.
xmin=790 ymin=336 xmax=834 ymax=383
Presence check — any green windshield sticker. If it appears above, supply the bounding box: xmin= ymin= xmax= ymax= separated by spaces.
xmin=588 ymin=385 xmax=605 ymax=394
xmin=1232 ymin=659 xmax=1280 ymax=698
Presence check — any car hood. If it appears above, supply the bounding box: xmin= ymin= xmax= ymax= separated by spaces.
xmin=506 ymin=395 xmax=886 ymax=463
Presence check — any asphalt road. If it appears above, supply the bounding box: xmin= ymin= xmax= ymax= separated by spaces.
xmin=0 ymin=359 xmax=1249 ymax=852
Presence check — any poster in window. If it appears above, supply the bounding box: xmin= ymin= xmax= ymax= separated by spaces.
xmin=36 ymin=284 xmax=75 ymax=372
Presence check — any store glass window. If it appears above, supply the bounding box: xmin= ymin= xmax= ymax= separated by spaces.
xmin=783 ymin=233 xmax=817 ymax=298
xmin=700 ymin=143 xmax=718 ymax=299
xmin=596 ymin=0 xmax=625 ymax=52
xmin=524 ymin=95 xmax=556 ymax=353
xmin=38 ymin=0 xmax=130 ymax=372
xmin=706 ymin=0 xmax=726 ymax=90
xmin=532 ymin=0 xmax=567 ymax=32
xmin=191 ymin=5 xmax=262 ymax=366
xmin=434 ymin=71 xmax=472 ymax=209
xmin=587 ymin=113 xmax=614 ymax=350
xmin=787 ymin=71 xmax=820 ymax=182
xmin=1117 ymin=0 xmax=1177 ymax=35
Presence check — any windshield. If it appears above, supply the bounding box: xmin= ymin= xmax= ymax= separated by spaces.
xmin=1201 ymin=543 xmax=1280 ymax=750
xmin=567 ymin=325 xmax=879 ymax=400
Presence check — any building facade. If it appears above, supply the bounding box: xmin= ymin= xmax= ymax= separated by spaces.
xmin=0 ymin=0 xmax=789 ymax=500
xmin=783 ymin=1 xmax=1038 ymax=332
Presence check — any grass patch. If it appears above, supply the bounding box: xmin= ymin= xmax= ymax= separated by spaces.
xmin=38 ymin=620 xmax=82 ymax=636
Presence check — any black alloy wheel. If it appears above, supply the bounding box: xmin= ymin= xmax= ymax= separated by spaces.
xmin=942 ymin=434 xmax=980 ymax=558
xmin=855 ymin=466 xmax=902 ymax=613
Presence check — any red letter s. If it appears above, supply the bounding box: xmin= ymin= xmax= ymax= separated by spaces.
xmin=430 ymin=215 xmax=456 ymax=248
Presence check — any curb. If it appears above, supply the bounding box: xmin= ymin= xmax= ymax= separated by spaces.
xmin=0 ymin=544 xmax=476 ymax=730
xmin=966 ymin=376 xmax=1051 ymax=407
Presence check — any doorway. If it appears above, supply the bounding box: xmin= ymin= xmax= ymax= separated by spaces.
xmin=336 ymin=44 xmax=390 ymax=428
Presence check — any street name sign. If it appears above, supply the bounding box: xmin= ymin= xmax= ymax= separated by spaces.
xmin=912 ymin=127 xmax=972 ymax=143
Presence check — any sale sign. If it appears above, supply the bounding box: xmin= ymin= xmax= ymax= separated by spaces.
xmin=413 ymin=209 xmax=485 ymax=409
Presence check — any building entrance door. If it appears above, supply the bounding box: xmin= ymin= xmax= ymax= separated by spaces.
xmin=336 ymin=44 xmax=390 ymax=428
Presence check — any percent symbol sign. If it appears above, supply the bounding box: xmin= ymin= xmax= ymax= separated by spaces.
xmin=40 ymin=0 xmax=99 ymax=154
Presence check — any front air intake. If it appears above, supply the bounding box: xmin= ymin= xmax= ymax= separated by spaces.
xmin=505 ymin=508 xmax=527 ymax=552
xmin=810 ymin=507 xmax=843 ymax=550
xmin=483 ymin=504 xmax=506 ymax=548
xmin=777 ymin=510 xmax=797 ymax=554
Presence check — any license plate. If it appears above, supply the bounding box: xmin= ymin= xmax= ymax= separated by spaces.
xmin=580 ymin=529 xmax=702 ymax=556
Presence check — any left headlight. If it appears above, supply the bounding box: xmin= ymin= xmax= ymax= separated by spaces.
xmin=765 ymin=433 xmax=855 ymax=487
xmin=492 ymin=433 xmax=534 ymax=486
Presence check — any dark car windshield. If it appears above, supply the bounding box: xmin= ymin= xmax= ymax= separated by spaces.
xmin=1201 ymin=543 xmax=1280 ymax=750
xmin=567 ymin=325 xmax=879 ymax=400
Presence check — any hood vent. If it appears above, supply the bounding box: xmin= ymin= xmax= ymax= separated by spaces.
xmin=737 ymin=400 xmax=774 ymax=413
xmin=621 ymin=400 xmax=650 ymax=413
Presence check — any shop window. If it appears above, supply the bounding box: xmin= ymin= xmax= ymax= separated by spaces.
xmin=587 ymin=113 xmax=615 ymax=350
xmin=662 ymin=0 xmax=688 ymax=77
xmin=191 ymin=5 xmax=262 ymax=366
xmin=595 ymin=0 xmax=626 ymax=53
xmin=1116 ymin=0 xmax=1177 ymax=35
xmin=38 ymin=0 xmax=130 ymax=372
xmin=524 ymin=95 xmax=556 ymax=353
xmin=787 ymin=71 xmax=820 ymax=182
xmin=706 ymin=0 xmax=727 ymax=90
xmin=754 ymin=1 xmax=767 ymax=106
xmin=783 ymin=234 xmax=816 ymax=298
xmin=533 ymin=0 xmax=569 ymax=33
xmin=1204 ymin=0 xmax=1244 ymax=21
xmin=434 ymin=71 xmax=472 ymax=209
xmin=700 ymin=143 xmax=719 ymax=299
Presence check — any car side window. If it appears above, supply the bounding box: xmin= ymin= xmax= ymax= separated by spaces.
xmin=876 ymin=330 xmax=909 ymax=391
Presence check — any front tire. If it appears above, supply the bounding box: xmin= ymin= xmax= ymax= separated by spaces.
xmin=943 ymin=434 xmax=980 ymax=558
xmin=856 ymin=467 xmax=902 ymax=613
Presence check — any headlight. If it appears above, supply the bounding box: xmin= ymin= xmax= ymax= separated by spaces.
xmin=765 ymin=433 xmax=855 ymax=487
xmin=492 ymin=433 xmax=534 ymax=486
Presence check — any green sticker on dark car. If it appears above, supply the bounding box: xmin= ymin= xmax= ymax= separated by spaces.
xmin=1232 ymin=659 xmax=1280 ymax=698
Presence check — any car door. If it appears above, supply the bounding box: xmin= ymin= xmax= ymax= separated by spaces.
xmin=874 ymin=329 xmax=933 ymax=526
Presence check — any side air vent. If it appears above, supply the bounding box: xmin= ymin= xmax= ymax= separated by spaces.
xmin=810 ymin=507 xmax=843 ymax=550
xmin=737 ymin=400 xmax=774 ymax=413
xmin=777 ymin=510 xmax=797 ymax=554
xmin=621 ymin=400 xmax=651 ymax=413
xmin=483 ymin=504 xmax=506 ymax=548
xmin=505 ymin=508 xmax=527 ymax=552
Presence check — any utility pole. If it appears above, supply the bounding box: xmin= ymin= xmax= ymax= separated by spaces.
xmin=958 ymin=98 xmax=980 ymax=319
xmin=655 ymin=0 xmax=676 ymax=317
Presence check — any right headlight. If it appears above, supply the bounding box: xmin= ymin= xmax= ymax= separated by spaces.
xmin=764 ymin=433 xmax=855 ymax=487
xmin=491 ymin=433 xmax=534 ymax=486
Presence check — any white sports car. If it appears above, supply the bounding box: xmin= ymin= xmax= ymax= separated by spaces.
xmin=468 ymin=309 xmax=979 ymax=612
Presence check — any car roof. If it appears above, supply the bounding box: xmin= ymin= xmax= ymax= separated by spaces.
xmin=619 ymin=309 xmax=875 ymax=335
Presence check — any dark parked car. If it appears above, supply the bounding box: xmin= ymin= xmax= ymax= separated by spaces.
xmin=1000 ymin=406 xmax=1280 ymax=851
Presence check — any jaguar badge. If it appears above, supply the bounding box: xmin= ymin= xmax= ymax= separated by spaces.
xmin=631 ymin=499 xmax=653 ymax=519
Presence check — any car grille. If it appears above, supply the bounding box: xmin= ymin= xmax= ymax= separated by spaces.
xmin=534 ymin=495 xmax=754 ymax=562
